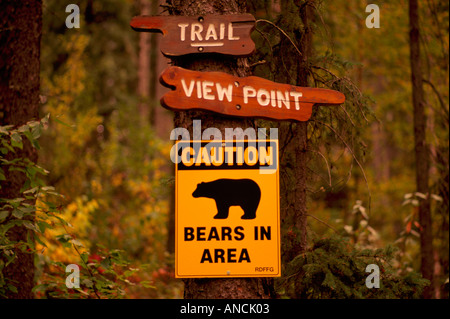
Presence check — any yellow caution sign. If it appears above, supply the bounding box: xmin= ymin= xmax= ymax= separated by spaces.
xmin=174 ymin=140 xmax=280 ymax=278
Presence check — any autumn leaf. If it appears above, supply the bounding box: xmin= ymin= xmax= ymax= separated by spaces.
xmin=406 ymin=221 xmax=412 ymax=234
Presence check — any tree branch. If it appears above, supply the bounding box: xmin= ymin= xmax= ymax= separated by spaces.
xmin=313 ymin=119 xmax=372 ymax=213
xmin=256 ymin=19 xmax=303 ymax=58
xmin=423 ymin=79 xmax=449 ymax=119
xmin=306 ymin=214 xmax=338 ymax=233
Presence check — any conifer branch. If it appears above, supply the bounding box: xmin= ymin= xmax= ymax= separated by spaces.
xmin=256 ymin=19 xmax=303 ymax=58
xmin=312 ymin=119 xmax=372 ymax=214
xmin=306 ymin=213 xmax=338 ymax=233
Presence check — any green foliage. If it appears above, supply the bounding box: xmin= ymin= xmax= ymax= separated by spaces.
xmin=34 ymin=247 xmax=155 ymax=299
xmin=279 ymin=235 xmax=429 ymax=299
xmin=0 ymin=118 xmax=51 ymax=297
xmin=0 ymin=119 xmax=155 ymax=298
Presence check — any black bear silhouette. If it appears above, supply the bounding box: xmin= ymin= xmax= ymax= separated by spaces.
xmin=192 ymin=179 xmax=261 ymax=220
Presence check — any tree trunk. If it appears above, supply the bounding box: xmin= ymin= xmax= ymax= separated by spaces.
xmin=149 ymin=0 xmax=176 ymax=255
xmin=293 ymin=0 xmax=313 ymax=256
xmin=273 ymin=1 xmax=313 ymax=298
xmin=0 ymin=0 xmax=42 ymax=299
xmin=278 ymin=0 xmax=312 ymax=264
xmin=289 ymin=1 xmax=313 ymax=298
xmin=137 ymin=0 xmax=151 ymax=124
xmin=409 ymin=0 xmax=434 ymax=299
xmin=165 ymin=0 xmax=274 ymax=299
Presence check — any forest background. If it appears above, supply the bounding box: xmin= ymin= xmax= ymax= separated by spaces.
xmin=0 ymin=0 xmax=448 ymax=299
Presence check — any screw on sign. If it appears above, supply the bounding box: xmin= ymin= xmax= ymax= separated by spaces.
xmin=130 ymin=14 xmax=256 ymax=57
xmin=160 ymin=66 xmax=346 ymax=122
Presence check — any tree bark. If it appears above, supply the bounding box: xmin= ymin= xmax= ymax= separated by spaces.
xmin=165 ymin=0 xmax=274 ymax=299
xmin=0 ymin=0 xmax=42 ymax=299
xmin=293 ymin=0 xmax=313 ymax=256
xmin=409 ymin=0 xmax=434 ymax=299
xmin=288 ymin=1 xmax=313 ymax=298
xmin=278 ymin=0 xmax=312 ymax=266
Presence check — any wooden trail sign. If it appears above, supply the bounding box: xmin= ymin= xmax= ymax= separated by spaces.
xmin=130 ymin=14 xmax=255 ymax=57
xmin=160 ymin=66 xmax=346 ymax=122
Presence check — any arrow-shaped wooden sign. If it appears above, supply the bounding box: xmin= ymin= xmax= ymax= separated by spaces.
xmin=160 ymin=66 xmax=346 ymax=122
xmin=130 ymin=14 xmax=256 ymax=57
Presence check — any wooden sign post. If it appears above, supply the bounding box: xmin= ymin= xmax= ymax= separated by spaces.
xmin=130 ymin=14 xmax=256 ymax=57
xmin=160 ymin=66 xmax=345 ymax=122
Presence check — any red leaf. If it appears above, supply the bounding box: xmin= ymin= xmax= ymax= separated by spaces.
xmin=406 ymin=221 xmax=412 ymax=234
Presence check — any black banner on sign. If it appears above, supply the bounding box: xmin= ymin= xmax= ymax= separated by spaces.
xmin=8 ymin=299 xmax=425 ymax=318
xmin=175 ymin=140 xmax=278 ymax=171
